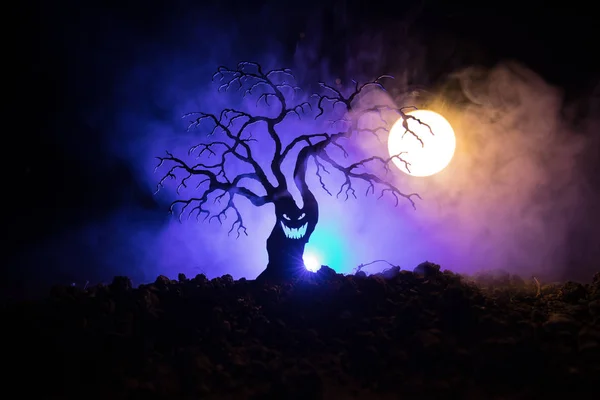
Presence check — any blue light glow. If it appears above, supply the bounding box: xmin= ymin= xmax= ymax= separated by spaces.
xmin=304 ymin=222 xmax=349 ymax=273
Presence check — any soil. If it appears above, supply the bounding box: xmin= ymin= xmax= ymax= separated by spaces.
xmin=4 ymin=262 xmax=600 ymax=399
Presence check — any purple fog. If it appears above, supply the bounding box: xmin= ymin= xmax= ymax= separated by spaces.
xmin=10 ymin=0 xmax=600 ymax=295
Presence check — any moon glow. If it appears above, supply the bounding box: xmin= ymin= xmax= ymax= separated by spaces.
xmin=387 ymin=109 xmax=456 ymax=177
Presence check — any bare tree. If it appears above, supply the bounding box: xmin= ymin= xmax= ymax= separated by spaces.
xmin=155 ymin=62 xmax=431 ymax=281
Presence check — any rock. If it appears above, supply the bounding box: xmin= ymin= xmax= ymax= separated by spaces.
xmin=277 ymin=363 xmax=324 ymax=399
xmin=221 ymin=320 xmax=231 ymax=335
xmin=442 ymin=284 xmax=469 ymax=308
xmin=589 ymin=300 xmax=600 ymax=317
xmin=578 ymin=340 xmax=600 ymax=360
xmin=339 ymin=280 xmax=358 ymax=297
xmin=530 ymin=308 xmax=546 ymax=322
xmin=193 ymin=274 xmax=208 ymax=284
xmin=139 ymin=287 xmax=160 ymax=309
xmin=413 ymin=261 xmax=441 ymax=278
xmin=589 ymin=274 xmax=600 ymax=300
xmin=261 ymin=286 xmax=281 ymax=303
xmin=544 ymin=313 xmax=578 ymax=331
xmin=558 ymin=281 xmax=587 ymax=303
xmin=355 ymin=271 xmax=367 ymax=278
xmin=252 ymin=315 xmax=271 ymax=337
xmin=221 ymin=274 xmax=234 ymax=285
xmin=381 ymin=266 xmax=401 ymax=279
xmin=415 ymin=330 xmax=442 ymax=349
xmin=316 ymin=265 xmax=337 ymax=280
xmin=155 ymin=275 xmax=170 ymax=286
xmin=578 ymin=326 xmax=600 ymax=341
xmin=362 ymin=276 xmax=388 ymax=297
xmin=110 ymin=276 xmax=132 ymax=292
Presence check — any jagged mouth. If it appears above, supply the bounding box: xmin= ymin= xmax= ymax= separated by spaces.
xmin=280 ymin=221 xmax=308 ymax=239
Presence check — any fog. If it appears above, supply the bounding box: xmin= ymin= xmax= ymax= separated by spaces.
xmin=14 ymin=1 xmax=599 ymax=291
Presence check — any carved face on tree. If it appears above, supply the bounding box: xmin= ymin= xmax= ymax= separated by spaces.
xmin=274 ymin=194 xmax=317 ymax=241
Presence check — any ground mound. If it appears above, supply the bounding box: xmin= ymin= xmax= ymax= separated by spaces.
xmin=4 ymin=263 xmax=600 ymax=399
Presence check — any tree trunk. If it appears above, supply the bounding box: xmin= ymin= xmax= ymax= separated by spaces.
xmin=257 ymin=147 xmax=318 ymax=281
xmin=257 ymin=190 xmax=318 ymax=281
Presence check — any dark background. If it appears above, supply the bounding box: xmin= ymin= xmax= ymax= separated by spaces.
xmin=7 ymin=0 xmax=599 ymax=297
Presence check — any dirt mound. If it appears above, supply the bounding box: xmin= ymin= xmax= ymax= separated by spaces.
xmin=4 ymin=266 xmax=600 ymax=399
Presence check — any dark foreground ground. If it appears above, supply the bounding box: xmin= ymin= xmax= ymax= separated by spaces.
xmin=3 ymin=263 xmax=600 ymax=399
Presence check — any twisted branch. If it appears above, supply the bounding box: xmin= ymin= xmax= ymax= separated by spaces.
xmin=211 ymin=62 xmax=313 ymax=187
xmin=315 ymin=148 xmax=421 ymax=208
xmin=280 ymin=75 xmax=433 ymax=209
xmin=154 ymin=151 xmax=270 ymax=238
xmin=155 ymin=62 xmax=433 ymax=238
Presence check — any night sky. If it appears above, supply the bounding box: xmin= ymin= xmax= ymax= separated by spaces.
xmin=9 ymin=0 xmax=599 ymax=297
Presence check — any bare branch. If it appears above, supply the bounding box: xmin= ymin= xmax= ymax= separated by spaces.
xmin=311 ymin=93 xmax=348 ymax=119
xmin=208 ymin=62 xmax=322 ymax=187
xmin=281 ymin=132 xmax=331 ymax=161
xmin=347 ymin=75 xmax=394 ymax=104
xmin=313 ymin=156 xmax=332 ymax=196
xmin=311 ymin=75 xmax=394 ymax=119
xmin=361 ymin=105 xmax=434 ymax=147
xmin=284 ymin=101 xmax=312 ymax=119
xmin=279 ymin=76 xmax=424 ymax=209
xmin=280 ymin=73 xmax=427 ymax=209
xmin=357 ymin=126 xmax=388 ymax=143
xmin=347 ymin=152 xmax=412 ymax=176
xmin=207 ymin=192 xmax=249 ymax=238
xmin=182 ymin=110 xmax=274 ymax=191
xmin=315 ymin=148 xmax=421 ymax=209
xmin=154 ymin=151 xmax=271 ymax=236
xmin=355 ymin=259 xmax=396 ymax=273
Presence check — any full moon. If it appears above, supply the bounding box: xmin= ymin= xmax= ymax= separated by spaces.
xmin=387 ymin=109 xmax=456 ymax=177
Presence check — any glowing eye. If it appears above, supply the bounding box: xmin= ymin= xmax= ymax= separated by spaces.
xmin=282 ymin=214 xmax=291 ymax=220
xmin=298 ymin=213 xmax=306 ymax=220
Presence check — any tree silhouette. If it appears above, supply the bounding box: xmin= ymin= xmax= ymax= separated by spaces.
xmin=155 ymin=62 xmax=432 ymax=281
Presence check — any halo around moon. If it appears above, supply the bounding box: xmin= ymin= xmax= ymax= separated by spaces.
xmin=387 ymin=109 xmax=456 ymax=177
